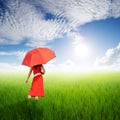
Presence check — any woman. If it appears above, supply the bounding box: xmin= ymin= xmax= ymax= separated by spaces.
xmin=25 ymin=64 xmax=45 ymax=100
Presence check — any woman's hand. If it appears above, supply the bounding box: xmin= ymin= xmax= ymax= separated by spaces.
xmin=25 ymin=80 xmax=28 ymax=84
xmin=41 ymin=65 xmax=45 ymax=75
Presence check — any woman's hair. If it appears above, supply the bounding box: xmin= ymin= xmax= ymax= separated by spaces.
xmin=33 ymin=64 xmax=42 ymax=69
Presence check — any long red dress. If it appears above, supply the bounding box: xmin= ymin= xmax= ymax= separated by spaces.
xmin=28 ymin=66 xmax=44 ymax=97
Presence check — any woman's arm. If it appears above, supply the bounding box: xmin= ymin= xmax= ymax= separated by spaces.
xmin=25 ymin=67 xmax=32 ymax=83
xmin=41 ymin=65 xmax=45 ymax=75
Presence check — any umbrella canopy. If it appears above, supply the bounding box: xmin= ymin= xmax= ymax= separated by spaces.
xmin=22 ymin=47 xmax=56 ymax=67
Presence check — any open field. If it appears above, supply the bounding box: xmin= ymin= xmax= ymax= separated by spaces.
xmin=0 ymin=71 xmax=120 ymax=120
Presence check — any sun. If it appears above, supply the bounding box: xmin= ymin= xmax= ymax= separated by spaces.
xmin=74 ymin=43 xmax=90 ymax=58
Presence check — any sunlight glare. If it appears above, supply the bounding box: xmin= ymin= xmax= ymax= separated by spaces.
xmin=74 ymin=43 xmax=90 ymax=58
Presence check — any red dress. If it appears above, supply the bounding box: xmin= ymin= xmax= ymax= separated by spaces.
xmin=28 ymin=66 xmax=44 ymax=97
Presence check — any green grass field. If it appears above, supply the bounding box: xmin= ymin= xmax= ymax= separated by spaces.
xmin=0 ymin=71 xmax=120 ymax=120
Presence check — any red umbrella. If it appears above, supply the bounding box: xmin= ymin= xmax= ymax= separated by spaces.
xmin=22 ymin=47 xmax=56 ymax=67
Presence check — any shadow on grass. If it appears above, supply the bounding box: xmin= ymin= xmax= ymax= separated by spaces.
xmin=0 ymin=99 xmax=44 ymax=120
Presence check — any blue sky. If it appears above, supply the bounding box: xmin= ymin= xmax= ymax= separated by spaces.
xmin=0 ymin=0 xmax=120 ymax=71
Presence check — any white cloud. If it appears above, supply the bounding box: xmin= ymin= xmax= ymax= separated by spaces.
xmin=0 ymin=0 xmax=120 ymax=47
xmin=44 ymin=59 xmax=75 ymax=72
xmin=0 ymin=62 xmax=28 ymax=71
xmin=111 ymin=0 xmax=120 ymax=18
xmin=0 ymin=50 xmax=26 ymax=59
xmin=67 ymin=31 xmax=85 ymax=44
xmin=95 ymin=42 xmax=120 ymax=69
xmin=56 ymin=59 xmax=75 ymax=71
xmin=0 ymin=0 xmax=68 ymax=47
